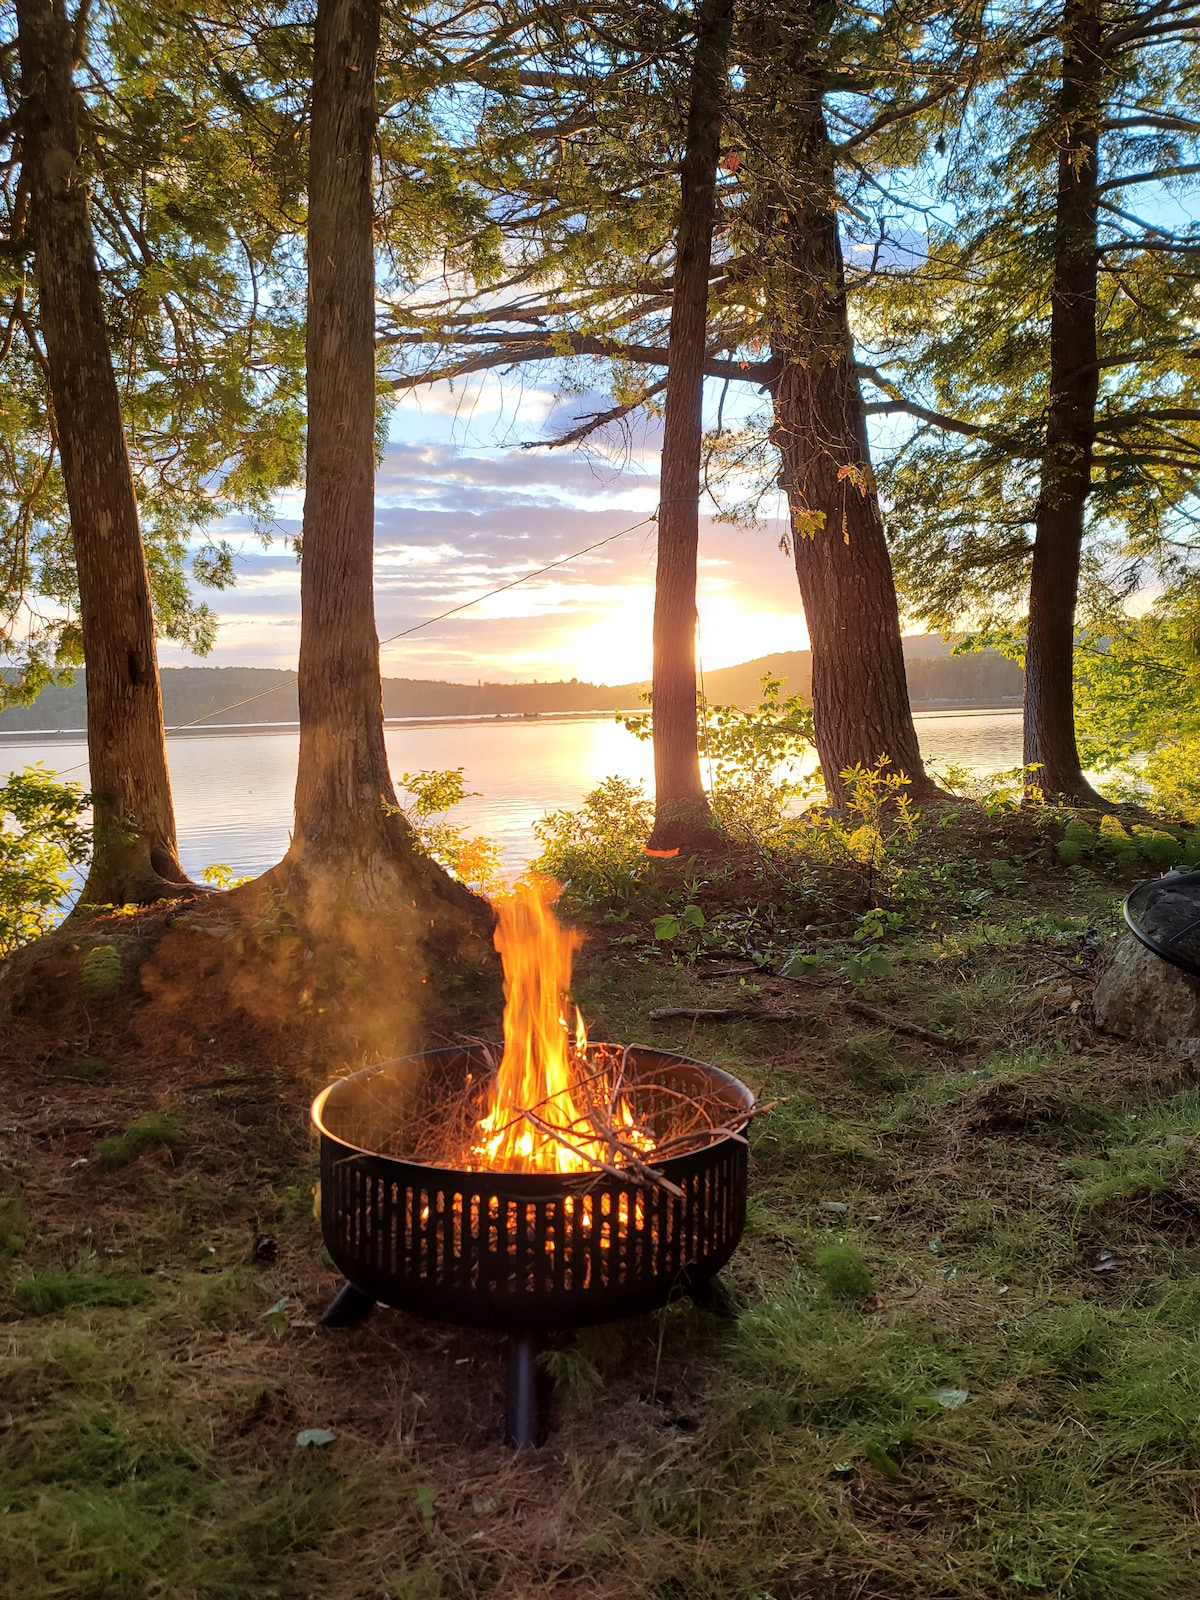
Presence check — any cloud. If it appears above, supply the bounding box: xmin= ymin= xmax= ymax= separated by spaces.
xmin=168 ymin=403 xmax=807 ymax=681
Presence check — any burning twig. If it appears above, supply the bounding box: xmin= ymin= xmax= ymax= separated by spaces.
xmin=519 ymin=1107 xmax=687 ymax=1197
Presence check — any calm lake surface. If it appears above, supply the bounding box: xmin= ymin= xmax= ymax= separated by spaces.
xmin=0 ymin=708 xmax=1023 ymax=878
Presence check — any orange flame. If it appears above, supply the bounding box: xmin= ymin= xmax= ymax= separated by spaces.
xmin=473 ymin=878 xmax=651 ymax=1174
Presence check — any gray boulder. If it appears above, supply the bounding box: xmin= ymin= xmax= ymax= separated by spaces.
xmin=1093 ymin=932 xmax=1200 ymax=1050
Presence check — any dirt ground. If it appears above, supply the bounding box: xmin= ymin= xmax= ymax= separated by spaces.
xmin=4 ymin=820 xmax=1200 ymax=1599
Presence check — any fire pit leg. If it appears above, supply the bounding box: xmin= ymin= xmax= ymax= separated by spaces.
xmin=319 ymin=1280 xmax=375 ymax=1328
xmin=504 ymin=1332 xmax=541 ymax=1449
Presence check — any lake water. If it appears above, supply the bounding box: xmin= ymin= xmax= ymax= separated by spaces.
xmin=0 ymin=708 xmax=1023 ymax=878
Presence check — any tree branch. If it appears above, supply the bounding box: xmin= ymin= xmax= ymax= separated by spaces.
xmin=387 ymin=332 xmax=779 ymax=390
xmin=856 ymin=363 xmax=982 ymax=437
xmin=530 ymin=377 xmax=669 ymax=448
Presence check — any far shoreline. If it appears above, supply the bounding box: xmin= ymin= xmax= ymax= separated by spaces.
xmin=0 ymin=701 xmax=1025 ymax=743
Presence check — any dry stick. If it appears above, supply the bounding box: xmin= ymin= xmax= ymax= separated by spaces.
xmin=649 ymin=1007 xmax=807 ymax=1022
xmin=656 ymin=988 xmax=965 ymax=1049
xmin=841 ymin=1000 xmax=962 ymax=1049
xmin=520 ymin=1108 xmax=687 ymax=1197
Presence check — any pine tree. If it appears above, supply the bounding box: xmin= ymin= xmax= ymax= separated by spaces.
xmin=647 ymin=0 xmax=733 ymax=851
xmin=271 ymin=0 xmax=494 ymax=1021
xmin=867 ymin=0 xmax=1200 ymax=801
xmin=380 ymin=0 xmax=972 ymax=806
xmin=14 ymin=0 xmax=189 ymax=903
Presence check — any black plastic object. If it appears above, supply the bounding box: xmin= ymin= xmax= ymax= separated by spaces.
xmin=312 ymin=1045 xmax=753 ymax=1336
xmin=1124 ymin=871 xmax=1200 ymax=978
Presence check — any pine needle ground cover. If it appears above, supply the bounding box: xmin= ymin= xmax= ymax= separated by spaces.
xmin=2 ymin=810 xmax=1199 ymax=1599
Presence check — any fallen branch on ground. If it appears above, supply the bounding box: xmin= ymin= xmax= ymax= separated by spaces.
xmin=649 ymin=1007 xmax=806 ymax=1022
xmin=842 ymin=999 xmax=964 ymax=1049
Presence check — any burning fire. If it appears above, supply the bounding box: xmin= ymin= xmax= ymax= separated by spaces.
xmin=473 ymin=879 xmax=652 ymax=1174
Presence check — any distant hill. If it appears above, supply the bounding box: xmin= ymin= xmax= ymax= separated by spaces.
xmin=0 ymin=639 xmax=1022 ymax=734
xmin=700 ymin=642 xmax=1023 ymax=708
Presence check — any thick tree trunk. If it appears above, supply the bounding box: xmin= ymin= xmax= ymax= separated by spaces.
xmin=757 ymin=85 xmax=936 ymax=808
xmin=1024 ymin=0 xmax=1106 ymax=805
xmin=278 ymin=0 xmax=492 ymax=1015
xmin=16 ymin=0 xmax=188 ymax=904
xmin=647 ymin=0 xmax=734 ymax=853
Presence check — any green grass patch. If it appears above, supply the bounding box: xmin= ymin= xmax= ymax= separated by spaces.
xmin=12 ymin=1257 xmax=152 ymax=1316
xmin=94 ymin=1113 xmax=181 ymax=1172
xmin=0 ymin=1402 xmax=348 ymax=1600
xmin=51 ymin=1055 xmax=109 ymax=1081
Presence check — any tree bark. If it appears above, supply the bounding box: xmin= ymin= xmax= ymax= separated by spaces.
xmin=279 ymin=0 xmax=492 ymax=1009
xmin=16 ymin=0 xmax=189 ymax=904
xmin=647 ymin=0 xmax=735 ymax=853
xmin=1024 ymin=0 xmax=1106 ymax=805
xmin=751 ymin=58 xmax=936 ymax=808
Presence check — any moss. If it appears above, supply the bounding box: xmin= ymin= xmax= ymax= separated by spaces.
xmin=815 ymin=1245 xmax=874 ymax=1300
xmin=79 ymin=944 xmax=124 ymax=999
xmin=93 ymin=1113 xmax=181 ymax=1172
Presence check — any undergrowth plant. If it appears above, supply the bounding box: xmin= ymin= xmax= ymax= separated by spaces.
xmin=0 ymin=765 xmax=91 ymax=954
xmin=619 ymin=676 xmax=821 ymax=841
xmin=396 ymin=768 xmax=503 ymax=895
xmin=535 ymin=775 xmax=655 ymax=901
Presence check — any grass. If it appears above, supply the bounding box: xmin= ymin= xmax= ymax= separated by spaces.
xmin=93 ymin=1112 xmax=181 ymax=1171
xmin=2 ymin=818 xmax=1200 ymax=1597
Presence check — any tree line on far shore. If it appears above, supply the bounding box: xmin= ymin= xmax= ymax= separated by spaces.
xmin=0 ymin=646 xmax=1026 ymax=733
xmin=1 ymin=0 xmax=1197 ymax=929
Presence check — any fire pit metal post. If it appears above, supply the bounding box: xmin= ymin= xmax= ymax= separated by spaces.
xmin=505 ymin=1332 xmax=540 ymax=1449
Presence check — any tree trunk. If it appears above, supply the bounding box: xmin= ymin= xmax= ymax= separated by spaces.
xmin=1024 ymin=0 xmax=1106 ymax=805
xmin=278 ymin=0 xmax=492 ymax=1020
xmin=757 ymin=79 xmax=936 ymax=808
xmin=646 ymin=0 xmax=734 ymax=853
xmin=16 ymin=0 xmax=189 ymax=905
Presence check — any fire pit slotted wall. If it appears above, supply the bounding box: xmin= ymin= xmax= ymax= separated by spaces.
xmin=313 ymin=1044 xmax=753 ymax=1333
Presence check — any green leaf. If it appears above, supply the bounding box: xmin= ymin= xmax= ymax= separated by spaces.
xmin=932 ymin=1387 xmax=969 ymax=1410
xmin=652 ymin=915 xmax=680 ymax=940
xmin=864 ymin=1441 xmax=903 ymax=1479
xmin=681 ymin=903 xmax=706 ymax=930
xmin=415 ymin=1483 xmax=436 ymax=1529
xmin=781 ymin=949 xmax=822 ymax=977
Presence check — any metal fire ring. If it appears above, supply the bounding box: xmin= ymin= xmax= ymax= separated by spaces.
xmin=1123 ymin=870 xmax=1200 ymax=979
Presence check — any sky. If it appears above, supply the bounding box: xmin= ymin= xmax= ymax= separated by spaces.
xmin=158 ymin=373 xmax=811 ymax=687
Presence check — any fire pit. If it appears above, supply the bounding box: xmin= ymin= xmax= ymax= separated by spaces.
xmin=1125 ymin=870 xmax=1200 ymax=977
xmin=311 ymin=882 xmax=757 ymax=1446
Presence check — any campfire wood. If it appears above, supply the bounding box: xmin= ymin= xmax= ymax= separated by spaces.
xmin=312 ymin=1044 xmax=754 ymax=1447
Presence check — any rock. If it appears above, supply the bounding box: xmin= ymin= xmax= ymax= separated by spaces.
xmin=1093 ymin=933 xmax=1200 ymax=1048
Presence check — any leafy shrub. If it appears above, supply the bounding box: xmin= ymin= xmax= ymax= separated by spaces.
xmin=619 ymin=676 xmax=820 ymax=841
xmin=396 ymin=768 xmax=502 ymax=894
xmin=535 ymin=775 xmax=655 ymax=897
xmin=1131 ymin=826 xmax=1180 ymax=867
xmin=93 ymin=1113 xmax=181 ymax=1172
xmin=1056 ymin=819 xmax=1096 ymax=865
xmin=199 ymin=862 xmax=251 ymax=889
xmin=0 ymin=766 xmax=90 ymax=954
xmin=1098 ymin=814 xmax=1139 ymax=864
